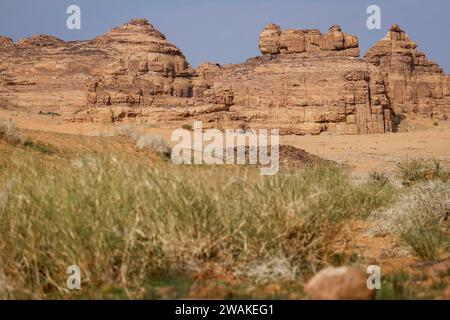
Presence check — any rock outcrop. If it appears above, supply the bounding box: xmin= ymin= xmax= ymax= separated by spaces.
xmin=259 ymin=24 xmax=359 ymax=57
xmin=0 ymin=19 xmax=448 ymax=134
xmin=0 ymin=18 xmax=195 ymax=122
xmin=194 ymin=24 xmax=392 ymax=135
xmin=365 ymin=24 xmax=450 ymax=120
xmin=0 ymin=36 xmax=14 ymax=46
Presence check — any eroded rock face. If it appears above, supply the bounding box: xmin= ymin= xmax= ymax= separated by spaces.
xmin=259 ymin=24 xmax=359 ymax=57
xmin=365 ymin=24 xmax=450 ymax=119
xmin=0 ymin=18 xmax=195 ymax=122
xmin=193 ymin=54 xmax=392 ymax=135
xmin=192 ymin=24 xmax=391 ymax=135
xmin=0 ymin=36 xmax=14 ymax=46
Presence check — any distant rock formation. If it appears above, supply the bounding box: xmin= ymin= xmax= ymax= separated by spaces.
xmin=0 ymin=19 xmax=448 ymax=134
xmin=259 ymin=24 xmax=359 ymax=57
xmin=365 ymin=24 xmax=450 ymax=120
xmin=196 ymin=24 xmax=392 ymax=135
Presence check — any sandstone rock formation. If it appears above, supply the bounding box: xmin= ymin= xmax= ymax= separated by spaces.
xmin=0 ymin=19 xmax=448 ymax=134
xmin=259 ymin=24 xmax=359 ymax=57
xmin=365 ymin=24 xmax=450 ymax=120
xmin=0 ymin=36 xmax=14 ymax=46
xmin=194 ymin=24 xmax=392 ymax=135
xmin=0 ymin=18 xmax=195 ymax=122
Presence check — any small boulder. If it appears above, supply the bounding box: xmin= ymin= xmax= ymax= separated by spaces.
xmin=305 ymin=266 xmax=375 ymax=300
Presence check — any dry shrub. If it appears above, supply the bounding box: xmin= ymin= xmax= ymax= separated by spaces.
xmin=397 ymin=159 xmax=449 ymax=186
xmin=0 ymin=119 xmax=24 ymax=146
xmin=105 ymin=124 xmax=171 ymax=157
xmin=371 ymin=181 xmax=449 ymax=261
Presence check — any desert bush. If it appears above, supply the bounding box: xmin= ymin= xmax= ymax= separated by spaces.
xmin=369 ymin=172 xmax=390 ymax=188
xmin=111 ymin=124 xmax=141 ymax=142
xmin=108 ymin=124 xmax=171 ymax=157
xmin=135 ymin=134 xmax=171 ymax=157
xmin=0 ymin=119 xmax=24 ymax=146
xmin=371 ymin=181 xmax=449 ymax=261
xmin=0 ymin=154 xmax=396 ymax=298
xmin=397 ymin=159 xmax=448 ymax=186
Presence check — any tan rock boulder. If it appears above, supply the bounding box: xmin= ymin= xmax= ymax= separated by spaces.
xmin=201 ymin=48 xmax=393 ymax=135
xmin=305 ymin=266 xmax=375 ymax=300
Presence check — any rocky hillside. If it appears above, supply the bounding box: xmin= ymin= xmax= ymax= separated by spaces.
xmin=0 ymin=19 xmax=449 ymax=135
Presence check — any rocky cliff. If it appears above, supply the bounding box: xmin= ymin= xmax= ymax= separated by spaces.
xmin=0 ymin=19 xmax=448 ymax=134
xmin=365 ymin=24 xmax=450 ymax=120
xmin=193 ymin=24 xmax=392 ymax=135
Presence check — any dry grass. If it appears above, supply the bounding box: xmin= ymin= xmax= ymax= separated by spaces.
xmin=101 ymin=124 xmax=171 ymax=157
xmin=0 ymin=148 xmax=396 ymax=299
xmin=370 ymin=180 xmax=449 ymax=261
xmin=397 ymin=159 xmax=449 ymax=186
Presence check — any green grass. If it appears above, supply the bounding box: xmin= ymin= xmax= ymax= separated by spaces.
xmin=0 ymin=150 xmax=397 ymax=299
xmin=398 ymin=219 xmax=448 ymax=261
xmin=397 ymin=159 xmax=449 ymax=186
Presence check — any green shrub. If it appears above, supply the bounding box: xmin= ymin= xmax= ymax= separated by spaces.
xmin=369 ymin=172 xmax=390 ymax=188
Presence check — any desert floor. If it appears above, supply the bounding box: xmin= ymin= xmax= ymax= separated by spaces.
xmin=3 ymin=109 xmax=450 ymax=178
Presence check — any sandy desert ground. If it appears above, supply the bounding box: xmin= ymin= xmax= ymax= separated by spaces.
xmin=3 ymin=109 xmax=449 ymax=178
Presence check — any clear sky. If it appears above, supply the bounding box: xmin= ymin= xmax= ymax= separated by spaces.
xmin=0 ymin=0 xmax=449 ymax=72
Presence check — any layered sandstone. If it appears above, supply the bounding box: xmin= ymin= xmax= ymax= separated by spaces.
xmin=259 ymin=24 xmax=359 ymax=57
xmin=193 ymin=54 xmax=392 ymax=135
xmin=191 ymin=24 xmax=392 ymax=135
xmin=365 ymin=24 xmax=450 ymax=119
xmin=0 ymin=19 xmax=195 ymax=122
xmin=0 ymin=19 xmax=448 ymax=135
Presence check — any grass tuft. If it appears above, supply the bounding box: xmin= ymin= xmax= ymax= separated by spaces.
xmin=0 ymin=153 xmax=395 ymax=298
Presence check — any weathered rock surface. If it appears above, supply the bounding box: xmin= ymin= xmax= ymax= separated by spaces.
xmin=365 ymin=24 xmax=450 ymax=120
xmin=0 ymin=36 xmax=14 ymax=46
xmin=259 ymin=24 xmax=359 ymax=57
xmin=194 ymin=53 xmax=392 ymax=135
xmin=193 ymin=24 xmax=392 ymax=135
xmin=305 ymin=266 xmax=375 ymax=300
xmin=0 ymin=18 xmax=195 ymax=122
xmin=0 ymin=20 xmax=448 ymax=134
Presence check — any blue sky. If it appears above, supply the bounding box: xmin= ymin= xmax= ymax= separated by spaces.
xmin=0 ymin=0 xmax=449 ymax=72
